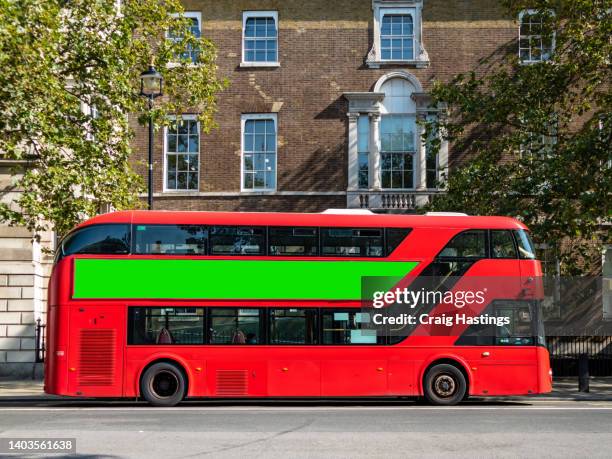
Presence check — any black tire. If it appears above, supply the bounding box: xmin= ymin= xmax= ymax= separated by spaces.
xmin=140 ymin=362 xmax=186 ymax=407
xmin=423 ymin=364 xmax=467 ymax=406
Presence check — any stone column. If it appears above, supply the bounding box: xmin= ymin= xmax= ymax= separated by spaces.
xmin=347 ymin=112 xmax=359 ymax=191
xmin=370 ymin=113 xmax=381 ymax=190
xmin=416 ymin=113 xmax=427 ymax=190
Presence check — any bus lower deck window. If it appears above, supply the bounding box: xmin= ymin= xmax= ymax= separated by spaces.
xmin=210 ymin=308 xmax=261 ymax=344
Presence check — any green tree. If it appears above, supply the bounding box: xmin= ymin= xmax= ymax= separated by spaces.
xmin=0 ymin=0 xmax=227 ymax=236
xmin=426 ymin=0 xmax=611 ymax=273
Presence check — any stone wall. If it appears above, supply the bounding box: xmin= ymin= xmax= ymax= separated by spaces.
xmin=0 ymin=224 xmax=53 ymax=378
xmin=0 ymin=161 xmax=54 ymax=378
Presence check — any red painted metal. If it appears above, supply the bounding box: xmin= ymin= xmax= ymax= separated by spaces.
xmin=44 ymin=211 xmax=550 ymax=399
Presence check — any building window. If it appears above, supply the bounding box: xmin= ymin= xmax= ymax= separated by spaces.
xmin=357 ymin=115 xmax=370 ymax=189
xmin=242 ymin=11 xmax=278 ymax=65
xmin=165 ymin=118 xmax=199 ymax=191
xmin=519 ymin=10 xmax=554 ymax=63
xmin=378 ymin=76 xmax=418 ymax=189
xmin=380 ymin=115 xmax=416 ymax=189
xmin=367 ymin=1 xmax=427 ymax=68
xmin=241 ymin=114 xmax=277 ymax=191
xmin=380 ymin=13 xmax=414 ymax=60
xmin=168 ymin=12 xmax=201 ymax=63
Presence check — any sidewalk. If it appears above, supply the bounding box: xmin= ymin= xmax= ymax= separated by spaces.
xmin=1 ymin=377 xmax=612 ymax=402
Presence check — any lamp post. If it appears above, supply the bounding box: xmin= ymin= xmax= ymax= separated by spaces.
xmin=139 ymin=65 xmax=163 ymax=210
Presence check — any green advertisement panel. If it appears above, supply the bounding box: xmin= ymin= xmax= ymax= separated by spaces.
xmin=73 ymin=258 xmax=418 ymax=300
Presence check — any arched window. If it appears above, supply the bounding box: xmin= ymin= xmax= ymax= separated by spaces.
xmin=379 ymin=77 xmax=417 ymax=189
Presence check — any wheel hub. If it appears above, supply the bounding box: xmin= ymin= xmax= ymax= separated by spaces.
xmin=433 ymin=374 xmax=456 ymax=398
xmin=151 ymin=370 xmax=179 ymax=398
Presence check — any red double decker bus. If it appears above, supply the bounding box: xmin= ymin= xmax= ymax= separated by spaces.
xmin=44 ymin=210 xmax=552 ymax=406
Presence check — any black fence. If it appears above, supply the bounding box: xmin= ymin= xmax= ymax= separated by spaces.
xmin=547 ymin=336 xmax=612 ymax=376
xmin=35 ymin=318 xmax=45 ymax=363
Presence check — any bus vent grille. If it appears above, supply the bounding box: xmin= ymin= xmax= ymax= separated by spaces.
xmin=78 ymin=329 xmax=115 ymax=387
xmin=215 ymin=370 xmax=248 ymax=396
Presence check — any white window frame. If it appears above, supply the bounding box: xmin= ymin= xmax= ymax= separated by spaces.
xmin=163 ymin=115 xmax=200 ymax=192
xmin=518 ymin=9 xmax=555 ymax=64
xmin=379 ymin=8 xmax=416 ymax=62
xmin=379 ymin=114 xmax=417 ymax=191
xmin=367 ymin=1 xmax=428 ymax=68
xmin=241 ymin=11 xmax=280 ymax=68
xmin=240 ymin=113 xmax=278 ymax=192
xmin=166 ymin=11 xmax=202 ymax=67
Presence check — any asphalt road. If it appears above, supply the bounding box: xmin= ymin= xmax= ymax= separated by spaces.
xmin=1 ymin=400 xmax=611 ymax=458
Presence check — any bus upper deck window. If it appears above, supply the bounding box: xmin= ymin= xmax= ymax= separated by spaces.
xmin=269 ymin=227 xmax=318 ymax=256
xmin=514 ymin=229 xmax=536 ymax=259
xmin=438 ymin=230 xmax=486 ymax=259
xmin=210 ymin=226 xmax=265 ymax=255
xmin=57 ymin=224 xmax=130 ymax=262
xmin=385 ymin=228 xmax=412 ymax=256
xmin=491 ymin=230 xmax=518 ymax=259
xmin=133 ymin=225 xmax=208 ymax=255
xmin=321 ymin=228 xmax=383 ymax=257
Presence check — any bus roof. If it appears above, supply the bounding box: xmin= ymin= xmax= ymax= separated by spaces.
xmin=76 ymin=210 xmax=528 ymax=231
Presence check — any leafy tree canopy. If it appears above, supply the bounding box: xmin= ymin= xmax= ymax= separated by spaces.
xmin=426 ymin=0 xmax=611 ymax=273
xmin=0 ymin=0 xmax=227 ymax=235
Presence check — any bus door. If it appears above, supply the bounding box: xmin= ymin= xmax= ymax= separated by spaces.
xmin=266 ymin=309 xmax=321 ymax=396
xmin=67 ymin=305 xmax=124 ymax=397
xmin=205 ymin=308 xmax=267 ymax=397
xmin=469 ymin=300 xmax=539 ymax=396
xmin=319 ymin=310 xmax=388 ymax=396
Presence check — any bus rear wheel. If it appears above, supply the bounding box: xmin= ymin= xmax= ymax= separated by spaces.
xmin=423 ymin=364 xmax=466 ymax=406
xmin=141 ymin=362 xmax=186 ymax=407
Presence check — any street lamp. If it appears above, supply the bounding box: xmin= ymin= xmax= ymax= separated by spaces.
xmin=139 ymin=65 xmax=163 ymax=210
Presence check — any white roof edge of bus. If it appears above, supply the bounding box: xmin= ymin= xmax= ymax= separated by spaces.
xmin=424 ymin=212 xmax=469 ymax=216
xmin=321 ymin=209 xmax=375 ymax=215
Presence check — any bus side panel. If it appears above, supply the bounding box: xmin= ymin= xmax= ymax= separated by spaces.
xmin=537 ymin=346 xmax=553 ymax=393
xmin=463 ymin=347 xmax=539 ymax=396
xmin=317 ymin=346 xmax=389 ymax=396
xmin=205 ymin=348 xmax=267 ymax=397
xmin=387 ymin=357 xmax=417 ymax=396
xmin=67 ymin=305 xmax=124 ymax=397
xmin=44 ymin=264 xmax=71 ymax=396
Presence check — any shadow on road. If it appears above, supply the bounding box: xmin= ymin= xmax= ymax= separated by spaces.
xmin=0 ymin=397 xmax=537 ymax=408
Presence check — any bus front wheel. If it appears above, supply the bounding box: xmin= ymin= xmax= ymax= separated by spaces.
xmin=423 ymin=364 xmax=466 ymax=406
xmin=141 ymin=362 xmax=186 ymax=407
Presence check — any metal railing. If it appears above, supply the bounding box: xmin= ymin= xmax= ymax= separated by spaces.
xmin=35 ymin=318 xmax=46 ymax=363
xmin=547 ymin=336 xmax=612 ymax=376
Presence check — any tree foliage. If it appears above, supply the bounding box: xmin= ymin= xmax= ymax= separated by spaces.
xmin=0 ymin=0 xmax=227 ymax=235
xmin=426 ymin=0 xmax=611 ymax=273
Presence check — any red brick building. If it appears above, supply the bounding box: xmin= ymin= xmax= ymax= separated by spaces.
xmin=129 ymin=0 xmax=526 ymax=213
